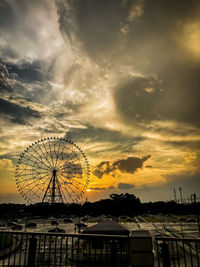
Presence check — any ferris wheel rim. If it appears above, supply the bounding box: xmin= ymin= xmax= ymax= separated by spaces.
xmin=15 ymin=137 xmax=90 ymax=204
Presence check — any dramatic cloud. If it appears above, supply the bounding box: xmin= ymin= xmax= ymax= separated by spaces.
xmin=145 ymin=165 xmax=153 ymax=168
xmin=0 ymin=98 xmax=41 ymax=125
xmin=0 ymin=62 xmax=16 ymax=91
xmin=94 ymin=155 xmax=150 ymax=178
xmin=108 ymin=186 xmax=115 ymax=190
xmin=118 ymin=183 xmax=135 ymax=190
xmin=90 ymin=187 xmax=107 ymax=191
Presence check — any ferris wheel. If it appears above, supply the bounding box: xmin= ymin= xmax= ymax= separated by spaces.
xmin=15 ymin=137 xmax=90 ymax=204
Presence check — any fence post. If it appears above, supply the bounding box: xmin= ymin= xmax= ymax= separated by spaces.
xmin=27 ymin=235 xmax=37 ymax=267
xmin=111 ymin=240 xmax=117 ymax=267
xmin=129 ymin=230 xmax=154 ymax=267
xmin=161 ymin=241 xmax=170 ymax=267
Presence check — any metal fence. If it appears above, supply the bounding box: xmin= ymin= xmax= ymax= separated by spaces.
xmin=0 ymin=231 xmax=129 ymax=267
xmin=155 ymin=236 xmax=200 ymax=267
xmin=1 ymin=231 xmax=200 ymax=267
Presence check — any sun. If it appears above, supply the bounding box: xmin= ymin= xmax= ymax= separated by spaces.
xmin=86 ymin=189 xmax=92 ymax=192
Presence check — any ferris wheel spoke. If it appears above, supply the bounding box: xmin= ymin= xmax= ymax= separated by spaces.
xmin=63 ymin=179 xmax=84 ymax=193
xmin=30 ymin=184 xmax=44 ymax=198
xmin=18 ymin=162 xmax=49 ymax=173
xmin=67 ymin=183 xmax=81 ymax=200
xmin=38 ymin=140 xmax=54 ymax=169
xmin=17 ymin=174 xmax=43 ymax=184
xmin=28 ymin=146 xmax=52 ymax=170
xmin=59 ymin=165 xmax=82 ymax=174
xmin=56 ymin=143 xmax=78 ymax=169
xmin=26 ymin=177 xmax=50 ymax=192
xmin=19 ymin=155 xmax=43 ymax=169
xmin=54 ymin=139 xmax=62 ymax=168
xmin=21 ymin=167 xmax=50 ymax=177
xmin=67 ymin=177 xmax=86 ymax=189
xmin=58 ymin=174 xmax=83 ymax=196
xmin=17 ymin=175 xmax=46 ymax=184
xmin=56 ymin=154 xmax=81 ymax=171
xmin=27 ymin=146 xmax=50 ymax=168
xmin=48 ymin=140 xmax=55 ymax=168
xmin=57 ymin=156 xmax=80 ymax=170
xmin=58 ymin=170 xmax=83 ymax=181
xmin=68 ymin=176 xmax=86 ymax=186
xmin=58 ymin=156 xmax=87 ymax=170
xmin=42 ymin=140 xmax=54 ymax=168
xmin=58 ymin=174 xmax=79 ymax=202
xmin=21 ymin=172 xmax=52 ymax=188
xmin=33 ymin=182 xmax=48 ymax=196
xmin=60 ymin=169 xmax=83 ymax=176
xmin=21 ymin=173 xmax=51 ymax=185
xmin=20 ymin=156 xmax=50 ymax=172
xmin=62 ymin=181 xmax=76 ymax=202
xmin=55 ymin=139 xmax=68 ymax=169
xmin=53 ymin=140 xmax=63 ymax=168
xmin=59 ymin=185 xmax=68 ymax=203
xmin=58 ymin=166 xmax=80 ymax=174
xmin=58 ymin=170 xmax=83 ymax=183
xmin=16 ymin=170 xmax=50 ymax=177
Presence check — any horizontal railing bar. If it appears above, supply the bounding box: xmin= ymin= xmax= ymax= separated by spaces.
xmin=0 ymin=231 xmax=129 ymax=239
xmin=155 ymin=236 xmax=200 ymax=242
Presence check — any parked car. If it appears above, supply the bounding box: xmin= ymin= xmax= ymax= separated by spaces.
xmin=11 ymin=223 xmax=23 ymax=230
xmin=186 ymin=218 xmax=195 ymax=223
xmin=177 ymin=217 xmax=186 ymax=222
xmin=126 ymin=218 xmax=134 ymax=222
xmin=64 ymin=218 xmax=72 ymax=223
xmin=75 ymin=222 xmax=87 ymax=228
xmin=51 ymin=220 xmax=59 ymax=225
xmin=26 ymin=222 xmax=37 ymax=228
xmin=7 ymin=222 xmax=15 ymax=227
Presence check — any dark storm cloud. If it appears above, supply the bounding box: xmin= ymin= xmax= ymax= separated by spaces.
xmin=114 ymin=76 xmax=164 ymax=124
xmin=65 ymin=124 xmax=143 ymax=144
xmin=113 ymin=155 xmax=151 ymax=173
xmin=113 ymin=0 xmax=200 ymax=127
xmin=114 ymin=67 xmax=200 ymax=127
xmin=145 ymin=165 xmax=153 ymax=168
xmin=164 ymin=140 xmax=200 ymax=151
xmin=94 ymin=155 xmax=150 ymax=178
xmin=0 ymin=98 xmax=41 ymax=125
xmin=0 ymin=61 xmax=53 ymax=104
xmin=90 ymin=187 xmax=106 ymax=191
xmin=57 ymin=0 xmax=200 ymax=127
xmin=0 ymin=154 xmax=17 ymax=165
xmin=118 ymin=183 xmax=134 ymax=190
xmin=0 ymin=63 xmax=15 ymax=91
xmin=108 ymin=186 xmax=115 ymax=190
xmin=57 ymin=0 xmax=130 ymax=59
xmin=6 ymin=61 xmax=43 ymax=83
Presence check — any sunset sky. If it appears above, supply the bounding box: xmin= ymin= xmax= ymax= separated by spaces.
xmin=0 ymin=0 xmax=200 ymax=204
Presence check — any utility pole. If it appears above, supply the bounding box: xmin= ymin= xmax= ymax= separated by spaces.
xmin=173 ymin=188 xmax=177 ymax=203
xmin=179 ymin=187 xmax=183 ymax=204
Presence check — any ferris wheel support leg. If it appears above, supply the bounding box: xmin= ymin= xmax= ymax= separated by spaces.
xmin=42 ymin=175 xmax=53 ymax=203
xmin=51 ymin=171 xmax=56 ymax=204
xmin=55 ymin=175 xmax=64 ymax=203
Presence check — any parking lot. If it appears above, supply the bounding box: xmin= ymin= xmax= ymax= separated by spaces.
xmin=1 ymin=215 xmax=199 ymax=239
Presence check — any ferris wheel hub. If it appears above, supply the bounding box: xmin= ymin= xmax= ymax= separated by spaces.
xmin=52 ymin=169 xmax=57 ymax=176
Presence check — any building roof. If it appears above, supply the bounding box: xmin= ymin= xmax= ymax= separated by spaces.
xmin=82 ymin=220 xmax=130 ymax=236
